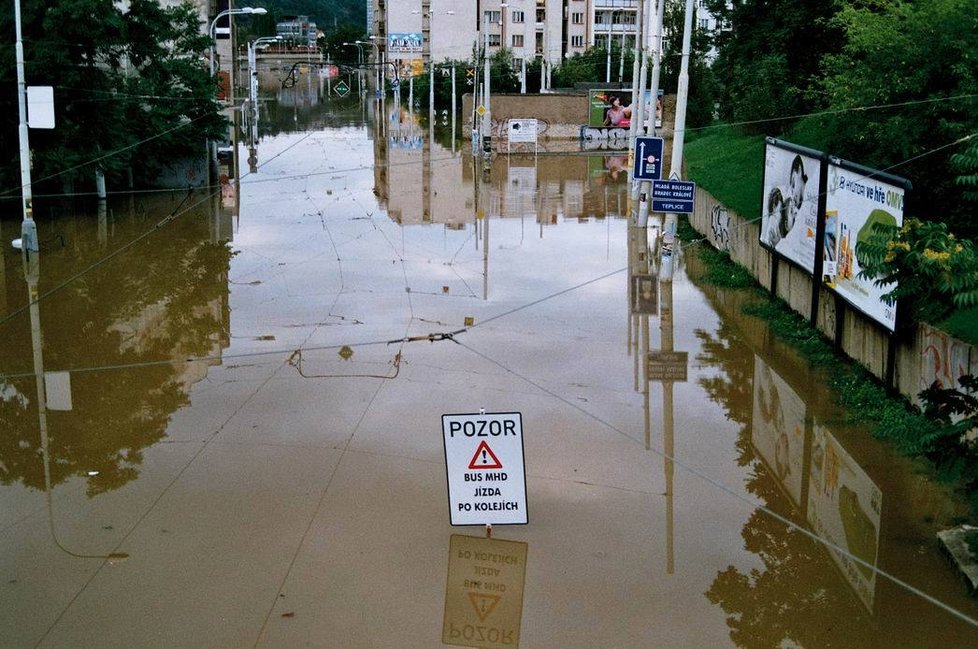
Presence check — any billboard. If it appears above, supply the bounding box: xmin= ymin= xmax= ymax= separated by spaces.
xmin=586 ymin=89 xmax=661 ymax=129
xmin=822 ymin=160 xmax=909 ymax=331
xmin=808 ymin=423 xmax=882 ymax=611
xmin=758 ymin=140 xmax=824 ymax=273
xmin=751 ymin=355 xmax=807 ymax=508
xmin=388 ymin=32 xmax=423 ymax=58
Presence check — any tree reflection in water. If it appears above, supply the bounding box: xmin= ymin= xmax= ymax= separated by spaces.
xmin=694 ymin=319 xmax=874 ymax=646
xmin=0 ymin=193 xmax=231 ymax=496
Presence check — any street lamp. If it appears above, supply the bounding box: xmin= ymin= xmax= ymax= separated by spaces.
xmin=13 ymin=0 xmax=36 ymax=255
xmin=209 ymin=6 xmax=267 ymax=78
xmin=247 ymin=36 xmax=281 ymax=145
xmin=343 ymin=41 xmax=364 ymax=65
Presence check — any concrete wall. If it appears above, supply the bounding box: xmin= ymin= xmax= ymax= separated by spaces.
xmin=689 ymin=186 xmax=978 ymax=406
xmin=461 ymin=93 xmax=589 ymax=140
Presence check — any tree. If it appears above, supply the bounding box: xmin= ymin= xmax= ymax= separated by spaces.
xmin=813 ymin=0 xmax=978 ymax=235
xmin=703 ymin=0 xmax=840 ymax=133
xmin=323 ymin=24 xmax=368 ymax=68
xmin=660 ymin=0 xmax=719 ymax=129
xmin=0 ymin=0 xmax=225 ymax=192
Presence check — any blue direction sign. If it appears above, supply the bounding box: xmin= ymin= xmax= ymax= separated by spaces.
xmin=633 ymin=136 xmax=664 ymax=181
xmin=651 ymin=180 xmax=696 ymax=213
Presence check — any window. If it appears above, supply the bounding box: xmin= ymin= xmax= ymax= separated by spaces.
xmin=489 ymin=34 xmax=501 ymax=47
xmin=571 ymin=12 xmax=584 ymax=24
xmin=699 ymin=18 xmax=709 ymax=29
xmin=512 ymin=34 xmax=524 ymax=47
xmin=571 ymin=35 xmax=584 ymax=48
xmin=536 ymin=9 xmax=545 ymax=22
xmin=512 ymin=10 xmax=525 ymax=23
xmin=484 ymin=10 xmax=501 ymax=23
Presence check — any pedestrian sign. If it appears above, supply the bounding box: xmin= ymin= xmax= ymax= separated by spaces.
xmin=442 ymin=412 xmax=528 ymax=526
xmin=334 ymin=80 xmax=350 ymax=97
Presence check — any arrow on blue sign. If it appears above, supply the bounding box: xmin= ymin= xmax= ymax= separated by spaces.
xmin=633 ymin=136 xmax=664 ymax=181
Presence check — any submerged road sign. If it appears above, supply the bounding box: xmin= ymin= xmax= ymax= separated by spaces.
xmin=443 ymin=412 xmax=528 ymax=525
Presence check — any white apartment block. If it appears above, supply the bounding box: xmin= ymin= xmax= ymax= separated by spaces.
xmin=368 ymin=1 xmax=722 ymax=71
xmin=372 ymin=0 xmax=640 ymax=70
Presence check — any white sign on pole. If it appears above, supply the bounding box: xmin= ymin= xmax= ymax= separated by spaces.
xmin=507 ymin=119 xmax=537 ymax=144
xmin=27 ymin=86 xmax=55 ymax=129
xmin=442 ymin=412 xmax=527 ymax=526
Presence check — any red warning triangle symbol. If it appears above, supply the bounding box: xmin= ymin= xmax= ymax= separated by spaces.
xmin=468 ymin=440 xmax=503 ymax=470
xmin=467 ymin=592 xmax=501 ymax=621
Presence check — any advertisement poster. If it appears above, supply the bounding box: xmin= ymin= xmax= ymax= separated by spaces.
xmin=758 ymin=140 xmax=823 ymax=273
xmin=586 ymin=89 xmax=660 ymax=129
xmin=823 ymin=161 xmax=907 ymax=331
xmin=751 ymin=356 xmax=807 ymax=508
xmin=388 ymin=32 xmax=423 ymax=58
xmin=822 ymin=210 xmax=839 ymax=285
xmin=808 ymin=424 xmax=882 ymax=611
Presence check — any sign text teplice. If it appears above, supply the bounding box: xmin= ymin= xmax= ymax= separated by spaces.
xmin=443 ymin=412 xmax=528 ymax=526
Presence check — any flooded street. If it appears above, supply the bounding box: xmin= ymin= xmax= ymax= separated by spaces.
xmin=2 ymin=81 xmax=978 ymax=648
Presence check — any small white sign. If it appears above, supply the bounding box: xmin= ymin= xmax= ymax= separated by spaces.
xmin=27 ymin=86 xmax=55 ymax=129
xmin=507 ymin=119 xmax=537 ymax=144
xmin=443 ymin=412 xmax=527 ymax=526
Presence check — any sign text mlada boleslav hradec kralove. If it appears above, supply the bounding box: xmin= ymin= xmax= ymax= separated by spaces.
xmin=442 ymin=412 xmax=528 ymax=526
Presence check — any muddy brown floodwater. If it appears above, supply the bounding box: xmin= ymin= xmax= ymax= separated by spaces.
xmin=1 ymin=87 xmax=977 ymax=648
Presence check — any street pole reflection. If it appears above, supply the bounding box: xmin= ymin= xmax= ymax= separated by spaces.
xmin=24 ymin=254 xmax=128 ymax=562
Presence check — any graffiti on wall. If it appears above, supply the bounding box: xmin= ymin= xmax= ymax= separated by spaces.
xmin=710 ymin=204 xmax=730 ymax=252
xmin=919 ymin=324 xmax=972 ymax=393
xmin=579 ymin=126 xmax=630 ymax=150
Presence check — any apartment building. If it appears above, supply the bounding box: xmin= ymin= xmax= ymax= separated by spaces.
xmin=370 ymin=0 xmax=686 ymax=73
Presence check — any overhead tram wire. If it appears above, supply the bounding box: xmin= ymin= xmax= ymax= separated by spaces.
xmin=4 ymin=130 xmax=973 ymax=380
xmin=449 ymin=338 xmax=978 ymax=631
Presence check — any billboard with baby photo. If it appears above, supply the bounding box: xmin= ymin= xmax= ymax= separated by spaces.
xmin=758 ymin=139 xmax=825 ymax=273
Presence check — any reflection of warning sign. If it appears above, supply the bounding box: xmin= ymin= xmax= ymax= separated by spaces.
xmin=442 ymin=412 xmax=528 ymax=526
xmin=443 ymin=535 xmax=528 ymax=649
xmin=467 ymin=592 xmax=501 ymax=621
xmin=468 ymin=441 xmax=503 ymax=470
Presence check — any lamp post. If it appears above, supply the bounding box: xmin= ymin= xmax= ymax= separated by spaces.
xmin=368 ymin=35 xmax=383 ymax=97
xmin=500 ymin=3 xmax=508 ymax=50
xmin=344 ymin=42 xmax=365 ymax=98
xmin=209 ymin=7 xmax=267 ymax=78
xmin=606 ymin=9 xmax=615 ymax=83
xmin=13 ymin=0 xmax=36 ymax=256
xmin=247 ymin=36 xmax=280 ymax=145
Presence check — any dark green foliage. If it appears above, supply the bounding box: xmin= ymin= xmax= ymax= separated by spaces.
xmin=856 ymin=218 xmax=978 ymax=328
xmin=703 ymin=0 xmax=841 ymax=134
xmin=687 ymin=231 xmax=978 ymax=512
xmin=0 ymin=1 xmax=225 ymax=193
xmin=660 ymin=0 xmax=718 ymax=129
xmin=553 ymin=47 xmax=621 ymax=88
xmin=917 ymin=375 xmax=978 ymax=496
xmin=812 ymin=0 xmax=978 ymax=236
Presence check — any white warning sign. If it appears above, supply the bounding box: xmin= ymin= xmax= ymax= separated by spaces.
xmin=442 ymin=412 xmax=528 ymax=526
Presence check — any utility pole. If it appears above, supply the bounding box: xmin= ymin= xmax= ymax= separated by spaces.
xmin=14 ymin=0 xmax=37 ymax=255
xmin=661 ymin=0 xmax=694 ymax=280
